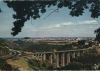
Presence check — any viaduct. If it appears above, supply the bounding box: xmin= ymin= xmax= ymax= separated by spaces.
xmin=32 ymin=47 xmax=94 ymax=68
xmin=0 ymin=46 xmax=95 ymax=68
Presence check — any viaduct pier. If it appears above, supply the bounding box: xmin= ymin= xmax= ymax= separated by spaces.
xmin=32 ymin=47 xmax=94 ymax=67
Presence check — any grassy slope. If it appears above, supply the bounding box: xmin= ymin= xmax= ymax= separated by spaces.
xmin=6 ymin=57 xmax=33 ymax=71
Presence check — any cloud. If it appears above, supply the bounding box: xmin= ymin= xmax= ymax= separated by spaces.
xmin=52 ymin=20 xmax=98 ymax=28
xmin=46 ymin=22 xmax=73 ymax=28
xmin=32 ymin=20 xmax=98 ymax=32
xmin=31 ymin=24 xmax=99 ymax=37
xmin=55 ymin=22 xmax=73 ymax=27
xmin=79 ymin=20 xmax=97 ymax=24
xmin=46 ymin=20 xmax=97 ymax=29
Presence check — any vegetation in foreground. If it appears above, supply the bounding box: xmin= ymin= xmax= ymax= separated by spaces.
xmin=0 ymin=58 xmax=19 ymax=70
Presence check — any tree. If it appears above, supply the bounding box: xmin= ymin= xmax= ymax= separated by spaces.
xmin=78 ymin=40 xmax=86 ymax=45
xmin=0 ymin=0 xmax=100 ymax=39
xmin=95 ymin=28 xmax=100 ymax=42
xmin=0 ymin=8 xmax=1 ymax=12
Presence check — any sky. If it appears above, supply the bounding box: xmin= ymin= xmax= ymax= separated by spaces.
xmin=0 ymin=1 xmax=100 ymax=38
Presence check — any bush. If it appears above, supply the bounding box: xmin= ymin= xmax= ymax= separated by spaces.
xmin=0 ymin=58 xmax=12 ymax=70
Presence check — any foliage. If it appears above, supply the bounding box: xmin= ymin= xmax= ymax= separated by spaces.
xmin=78 ymin=40 xmax=86 ymax=45
xmin=27 ymin=59 xmax=54 ymax=70
xmin=57 ymin=62 xmax=85 ymax=70
xmin=0 ymin=58 xmax=13 ymax=70
xmin=0 ymin=8 xmax=1 ymax=12
xmin=95 ymin=28 xmax=100 ymax=42
xmin=75 ymin=54 xmax=100 ymax=65
xmin=0 ymin=38 xmax=7 ymax=46
xmin=56 ymin=54 xmax=100 ymax=70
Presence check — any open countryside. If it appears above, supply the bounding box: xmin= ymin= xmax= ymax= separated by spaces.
xmin=0 ymin=0 xmax=100 ymax=70
xmin=0 ymin=37 xmax=100 ymax=70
